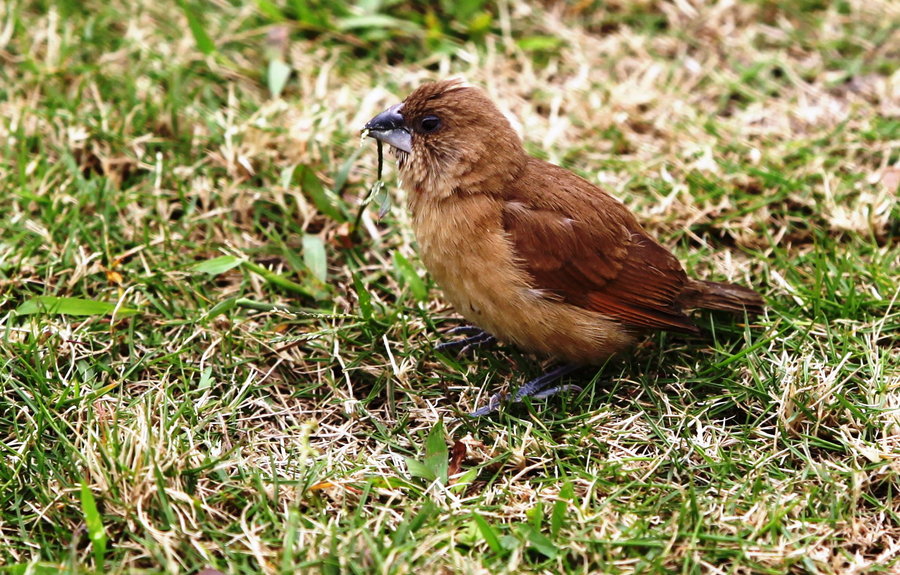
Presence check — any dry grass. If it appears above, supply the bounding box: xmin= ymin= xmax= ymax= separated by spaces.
xmin=1 ymin=0 xmax=898 ymax=573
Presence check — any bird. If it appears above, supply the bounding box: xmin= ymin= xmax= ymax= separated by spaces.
xmin=363 ymin=79 xmax=763 ymax=416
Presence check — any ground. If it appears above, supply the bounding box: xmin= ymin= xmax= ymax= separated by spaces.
xmin=0 ymin=0 xmax=898 ymax=573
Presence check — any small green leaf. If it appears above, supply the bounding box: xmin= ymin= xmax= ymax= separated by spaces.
xmin=500 ymin=534 xmax=519 ymax=551
xmin=80 ymin=481 xmax=107 ymax=569
xmin=205 ymin=296 xmax=239 ymax=319
xmin=423 ymin=419 xmax=449 ymax=484
xmin=527 ymin=501 xmax=544 ymax=529
xmin=424 ymin=419 xmax=447 ymax=457
xmin=267 ymin=58 xmax=292 ymax=98
xmin=450 ymin=467 xmax=478 ymax=493
xmin=392 ymin=251 xmax=427 ymax=302
xmin=516 ymin=35 xmax=563 ymax=52
xmin=176 ymin=0 xmax=215 ymax=55
xmin=256 ymin=0 xmax=284 ymax=21
xmin=198 ymin=366 xmax=214 ymax=390
xmin=302 ymin=234 xmax=328 ymax=283
xmin=190 ymin=255 xmax=244 ymax=275
xmin=375 ymin=183 xmax=391 ymax=218
xmin=352 ymin=272 xmax=373 ymax=320
xmin=404 ymin=457 xmax=436 ymax=482
xmin=16 ymin=296 xmax=137 ymax=317
xmin=472 ymin=515 xmax=504 ymax=554
xmin=296 ymin=165 xmax=345 ymax=222
xmin=404 ymin=421 xmax=449 ymax=484
xmin=550 ymin=481 xmax=574 ymax=537
xmin=519 ymin=524 xmax=558 ymax=559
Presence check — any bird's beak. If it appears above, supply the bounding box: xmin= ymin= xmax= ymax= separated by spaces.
xmin=364 ymin=103 xmax=412 ymax=154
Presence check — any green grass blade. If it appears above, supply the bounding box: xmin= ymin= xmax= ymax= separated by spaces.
xmin=176 ymin=0 xmax=216 ymax=54
xmin=16 ymin=296 xmax=138 ymax=317
xmin=190 ymin=255 xmax=244 ymax=275
xmin=80 ymin=481 xmax=107 ymax=570
xmin=472 ymin=515 xmax=504 ymax=555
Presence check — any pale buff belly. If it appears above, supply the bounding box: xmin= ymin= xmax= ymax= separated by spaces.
xmin=411 ymin=195 xmax=637 ymax=364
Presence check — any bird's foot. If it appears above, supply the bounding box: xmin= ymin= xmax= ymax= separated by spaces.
xmin=469 ymin=364 xmax=582 ymax=417
xmin=435 ymin=326 xmax=496 ymax=356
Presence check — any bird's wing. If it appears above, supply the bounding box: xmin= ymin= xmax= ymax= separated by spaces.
xmin=501 ymin=161 xmax=698 ymax=333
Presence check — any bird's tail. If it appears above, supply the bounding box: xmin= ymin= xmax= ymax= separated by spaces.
xmin=677 ymin=279 xmax=764 ymax=316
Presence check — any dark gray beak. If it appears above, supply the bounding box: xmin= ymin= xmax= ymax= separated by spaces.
xmin=364 ymin=103 xmax=412 ymax=154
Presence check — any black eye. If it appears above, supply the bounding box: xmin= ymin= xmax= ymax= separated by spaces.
xmin=419 ymin=115 xmax=441 ymax=133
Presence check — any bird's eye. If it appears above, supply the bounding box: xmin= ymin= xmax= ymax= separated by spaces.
xmin=419 ymin=115 xmax=441 ymax=133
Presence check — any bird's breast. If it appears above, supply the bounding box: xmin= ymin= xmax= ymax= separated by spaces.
xmin=408 ymin=191 xmax=636 ymax=363
xmin=410 ymin=193 xmax=513 ymax=320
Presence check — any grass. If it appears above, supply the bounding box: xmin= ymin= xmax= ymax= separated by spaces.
xmin=1 ymin=0 xmax=898 ymax=573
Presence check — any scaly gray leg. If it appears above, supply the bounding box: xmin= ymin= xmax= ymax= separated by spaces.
xmin=469 ymin=364 xmax=582 ymax=417
xmin=435 ymin=325 xmax=497 ymax=356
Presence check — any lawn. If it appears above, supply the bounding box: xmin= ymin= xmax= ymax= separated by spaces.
xmin=1 ymin=0 xmax=898 ymax=573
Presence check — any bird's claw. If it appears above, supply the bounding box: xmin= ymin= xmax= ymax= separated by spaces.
xmin=435 ymin=326 xmax=496 ymax=357
xmin=468 ymin=391 xmax=507 ymax=417
xmin=468 ymin=364 xmax=583 ymax=417
xmin=444 ymin=325 xmax=486 ymax=336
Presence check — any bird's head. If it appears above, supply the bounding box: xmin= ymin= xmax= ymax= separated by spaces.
xmin=364 ymin=80 xmax=526 ymax=198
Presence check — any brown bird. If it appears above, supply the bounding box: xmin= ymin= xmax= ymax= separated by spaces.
xmin=364 ymin=79 xmax=763 ymax=416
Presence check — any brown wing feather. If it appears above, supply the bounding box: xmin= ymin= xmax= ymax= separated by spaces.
xmin=502 ymin=159 xmax=699 ymax=334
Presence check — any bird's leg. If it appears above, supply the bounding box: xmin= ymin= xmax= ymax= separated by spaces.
xmin=469 ymin=364 xmax=582 ymax=417
xmin=514 ymin=364 xmax=583 ymax=400
xmin=443 ymin=325 xmax=485 ymax=336
xmin=435 ymin=325 xmax=497 ymax=356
